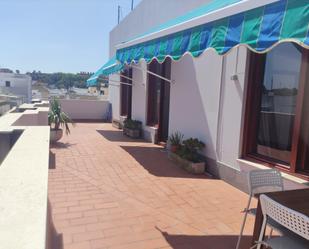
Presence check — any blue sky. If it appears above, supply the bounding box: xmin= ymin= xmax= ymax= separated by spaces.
xmin=0 ymin=0 xmax=141 ymax=73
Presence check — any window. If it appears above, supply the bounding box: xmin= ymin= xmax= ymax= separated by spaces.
xmin=243 ymin=43 xmax=309 ymax=175
xmin=5 ymin=81 xmax=10 ymax=87
xmin=120 ymin=68 xmax=132 ymax=118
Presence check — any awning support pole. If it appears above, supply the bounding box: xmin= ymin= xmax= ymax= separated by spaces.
xmin=118 ymin=74 xmax=134 ymax=82
xmin=130 ymin=64 xmax=174 ymax=84
xmin=109 ymin=83 xmax=120 ymax=88
xmin=113 ymin=74 xmax=144 ymax=86
xmin=108 ymin=79 xmax=134 ymax=87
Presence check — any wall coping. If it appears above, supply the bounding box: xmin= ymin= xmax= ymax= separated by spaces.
xmin=0 ymin=102 xmax=50 ymax=249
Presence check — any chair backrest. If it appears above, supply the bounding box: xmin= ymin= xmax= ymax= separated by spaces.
xmin=248 ymin=169 xmax=283 ymax=195
xmin=260 ymin=194 xmax=309 ymax=240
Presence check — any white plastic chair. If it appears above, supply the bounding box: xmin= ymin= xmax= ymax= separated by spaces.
xmin=236 ymin=169 xmax=284 ymax=249
xmin=252 ymin=194 xmax=309 ymax=249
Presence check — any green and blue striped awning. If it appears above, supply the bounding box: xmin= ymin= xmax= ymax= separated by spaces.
xmin=87 ymin=56 xmax=123 ymax=86
xmin=116 ymin=0 xmax=309 ymax=64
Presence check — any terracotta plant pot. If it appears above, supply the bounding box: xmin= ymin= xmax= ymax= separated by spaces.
xmin=50 ymin=129 xmax=63 ymax=143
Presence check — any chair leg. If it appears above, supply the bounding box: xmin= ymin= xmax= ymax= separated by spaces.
xmin=236 ymin=196 xmax=252 ymax=249
xmin=257 ymin=217 xmax=267 ymax=249
xmin=250 ymin=241 xmax=270 ymax=249
xmin=236 ymin=212 xmax=248 ymax=249
xmin=268 ymin=228 xmax=273 ymax=239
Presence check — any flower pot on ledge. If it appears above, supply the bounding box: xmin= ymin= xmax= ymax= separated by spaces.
xmin=168 ymin=152 xmax=205 ymax=174
xmin=123 ymin=127 xmax=141 ymax=139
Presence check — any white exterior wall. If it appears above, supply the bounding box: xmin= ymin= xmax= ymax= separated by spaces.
xmin=108 ymin=0 xmax=308 ymax=190
xmin=125 ymin=46 xmax=249 ymax=172
xmin=169 ymin=51 xmax=223 ymax=161
xmin=0 ymin=73 xmax=32 ymax=103
xmin=59 ymin=99 xmax=110 ymax=121
xmin=108 ymin=74 xmax=121 ymax=119
xmin=218 ymin=47 xmax=248 ymax=169
xmin=130 ymin=62 xmax=160 ymax=142
xmin=109 ymin=0 xmax=247 ymax=170
xmin=169 ymin=47 xmax=248 ymax=172
xmin=131 ymin=62 xmax=147 ymax=125
xmin=109 ymin=0 xmax=211 ymax=121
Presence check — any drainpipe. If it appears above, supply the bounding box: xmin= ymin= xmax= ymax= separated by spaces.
xmin=216 ymin=53 xmax=227 ymax=162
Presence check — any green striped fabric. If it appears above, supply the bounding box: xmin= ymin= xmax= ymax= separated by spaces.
xmin=117 ymin=0 xmax=309 ymax=64
xmin=87 ymin=56 xmax=123 ymax=86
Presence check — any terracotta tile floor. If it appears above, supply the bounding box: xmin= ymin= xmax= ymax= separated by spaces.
xmin=48 ymin=123 xmax=256 ymax=249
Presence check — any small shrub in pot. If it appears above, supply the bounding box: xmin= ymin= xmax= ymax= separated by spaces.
xmin=48 ymin=97 xmax=74 ymax=143
xmin=123 ymin=119 xmax=142 ymax=138
xmin=123 ymin=119 xmax=142 ymax=130
xmin=177 ymin=138 xmax=205 ymax=163
xmin=168 ymin=137 xmax=206 ymax=174
xmin=168 ymin=131 xmax=184 ymax=153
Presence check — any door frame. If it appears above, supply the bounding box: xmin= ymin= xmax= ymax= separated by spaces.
xmin=146 ymin=59 xmax=171 ymax=143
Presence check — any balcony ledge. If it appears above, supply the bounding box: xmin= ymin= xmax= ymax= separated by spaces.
xmin=0 ymin=103 xmax=50 ymax=249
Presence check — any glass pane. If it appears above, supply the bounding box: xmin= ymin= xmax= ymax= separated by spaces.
xmin=256 ymin=43 xmax=302 ymax=164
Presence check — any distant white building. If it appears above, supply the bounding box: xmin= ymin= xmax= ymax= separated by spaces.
xmin=0 ymin=72 xmax=32 ymax=103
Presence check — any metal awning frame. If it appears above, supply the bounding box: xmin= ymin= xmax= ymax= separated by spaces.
xmin=108 ymin=64 xmax=174 ymax=86
xmin=129 ymin=64 xmax=174 ymax=85
xmin=109 ymin=79 xmax=133 ymax=87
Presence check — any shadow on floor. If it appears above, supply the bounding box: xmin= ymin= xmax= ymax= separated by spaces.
xmin=47 ymin=199 xmax=63 ymax=249
xmin=50 ymin=142 xmax=76 ymax=149
xmin=121 ymin=145 xmax=214 ymax=179
xmin=49 ymin=227 xmax=63 ymax=249
xmin=49 ymin=151 xmax=56 ymax=169
xmin=97 ymin=129 xmax=148 ymax=143
xmin=158 ymin=228 xmax=252 ymax=249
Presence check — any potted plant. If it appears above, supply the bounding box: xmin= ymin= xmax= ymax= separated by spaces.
xmin=48 ymin=97 xmax=73 ymax=143
xmin=168 ymin=131 xmax=184 ymax=153
xmin=169 ymin=137 xmax=206 ymax=174
xmin=123 ymin=119 xmax=142 ymax=138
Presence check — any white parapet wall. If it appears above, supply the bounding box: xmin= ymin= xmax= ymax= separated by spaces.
xmin=59 ymin=99 xmax=110 ymax=121
xmin=0 ymin=103 xmax=51 ymax=249
xmin=0 ymin=127 xmax=50 ymax=249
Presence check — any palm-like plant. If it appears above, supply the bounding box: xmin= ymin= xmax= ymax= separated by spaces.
xmin=48 ymin=98 xmax=73 ymax=135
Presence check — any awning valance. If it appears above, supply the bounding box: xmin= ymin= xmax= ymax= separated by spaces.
xmin=87 ymin=56 xmax=123 ymax=86
xmin=116 ymin=0 xmax=309 ymax=64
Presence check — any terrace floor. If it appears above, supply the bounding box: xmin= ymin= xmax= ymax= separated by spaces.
xmin=48 ymin=123 xmax=256 ymax=249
